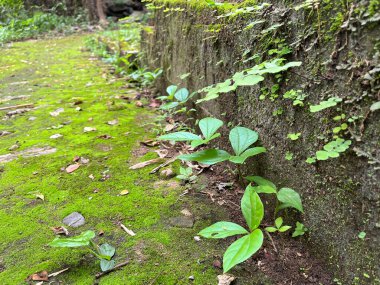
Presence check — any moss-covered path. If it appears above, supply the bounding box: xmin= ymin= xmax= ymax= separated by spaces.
xmin=0 ymin=36 xmax=225 ymax=284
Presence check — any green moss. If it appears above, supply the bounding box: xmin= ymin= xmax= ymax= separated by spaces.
xmin=0 ymin=35 xmax=229 ymax=284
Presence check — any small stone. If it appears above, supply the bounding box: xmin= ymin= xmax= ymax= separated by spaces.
xmin=75 ymin=107 xmax=82 ymax=111
xmin=8 ymin=144 xmax=19 ymax=151
xmin=80 ymin=157 xmax=90 ymax=164
xmin=194 ymin=236 xmax=201 ymax=242
xmin=168 ymin=216 xmax=194 ymax=228
xmin=217 ymin=274 xmax=235 ymax=285
xmin=213 ymin=259 xmax=222 ymax=269
xmin=28 ymin=117 xmax=36 ymax=121
xmin=50 ymin=134 xmax=63 ymax=139
xmin=62 ymin=212 xmax=85 ymax=227
xmin=83 ymin=127 xmax=96 ymax=133
xmin=160 ymin=168 xmax=175 ymax=179
xmin=188 ymin=276 xmax=195 ymax=281
xmin=181 ymin=209 xmax=193 ymax=217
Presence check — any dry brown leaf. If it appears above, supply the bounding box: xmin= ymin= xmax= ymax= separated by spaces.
xmin=83 ymin=127 xmax=96 ymax=133
xmin=164 ymin=124 xmax=175 ymax=132
xmin=97 ymin=134 xmax=112 ymax=139
xmin=107 ymin=119 xmax=119 ymax=126
xmin=51 ymin=226 xmax=69 ymax=236
xmin=149 ymin=99 xmax=161 ymax=108
xmin=66 ymin=163 xmax=80 ymax=173
xmin=140 ymin=140 xmax=159 ymax=147
xmin=154 ymin=149 xmax=169 ymax=158
xmin=135 ymin=101 xmax=143 ymax=107
xmin=217 ymin=274 xmax=235 ymax=285
xmin=26 ymin=271 xmax=48 ymax=281
xmin=120 ymin=190 xmax=129 ymax=196
xmin=129 ymin=158 xmax=163 ymax=170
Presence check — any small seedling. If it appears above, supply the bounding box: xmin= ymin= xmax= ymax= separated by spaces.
xmin=309 ymin=97 xmax=342 ymax=112
xmin=287 ymin=132 xmax=301 ymax=140
xmin=292 ymin=222 xmax=308 ymax=237
xmin=265 ymin=217 xmax=292 ymax=233
xmin=49 ymin=230 xmax=116 ymax=272
xmin=176 ymin=166 xmax=197 ymax=182
xmin=158 ymin=117 xmax=223 ymax=147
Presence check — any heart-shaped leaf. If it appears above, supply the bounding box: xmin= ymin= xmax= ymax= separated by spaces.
xmin=198 ymin=221 xmax=249 ymax=239
xmin=199 ymin=117 xmax=223 ymax=140
xmin=49 ymin=230 xmax=95 ymax=248
xmin=223 ymin=229 xmax=263 ymax=273
xmin=99 ymin=243 xmax=116 ymax=259
xmin=277 ymin=188 xmax=303 ymax=213
xmin=241 ymin=186 xmax=264 ymax=231
xmin=177 ymin=149 xmax=230 ymax=165
xmin=229 ymin=147 xmax=266 ymax=164
xmin=174 ymin=88 xmax=189 ymax=102
xmin=229 ymin=127 xmax=259 ymax=156
xmin=158 ymin=132 xmax=200 ymax=142
xmin=166 ymin=85 xmax=178 ymax=98
xmin=100 ymin=259 xmax=116 ymax=272
xmin=245 ymin=176 xmax=277 ymax=190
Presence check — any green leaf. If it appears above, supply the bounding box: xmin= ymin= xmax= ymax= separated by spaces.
xmin=229 ymin=127 xmax=259 ymax=156
xmin=292 ymin=222 xmax=307 ymax=237
xmin=316 ymin=150 xmax=329 ymax=160
xmin=198 ymin=221 xmax=249 ymax=238
xmin=241 ymin=186 xmax=264 ymax=231
xmin=306 ymin=157 xmax=316 ymax=164
xmin=158 ymin=132 xmax=200 ymax=142
xmin=49 ymin=230 xmax=95 ymax=248
xmin=277 ymin=188 xmax=304 ymax=213
xmin=275 ymin=217 xmax=283 ymax=228
xmin=256 ymin=60 xmax=302 ymax=74
xmin=250 ymin=185 xmax=277 ymax=194
xmin=278 ymin=225 xmax=292 ymax=232
xmin=265 ymin=227 xmax=277 ymax=233
xmin=160 ymin=102 xmax=179 ymax=110
xmin=99 ymin=243 xmax=115 ymax=259
xmin=166 ymin=85 xmax=177 ymax=98
xmin=100 ymin=259 xmax=116 ymax=272
xmin=229 ymin=147 xmax=266 ymax=164
xmin=177 ymin=149 xmax=230 ymax=165
xmin=370 ymin=101 xmax=380 ymax=112
xmin=223 ymin=229 xmax=263 ymax=273
xmin=232 ymin=73 xmax=264 ymax=86
xmin=309 ymin=97 xmax=342 ymax=112
xmin=174 ymin=88 xmax=189 ymax=102
xmin=287 ymin=133 xmax=301 ymax=140
xmin=245 ymin=176 xmax=277 ymax=190
xmin=199 ymin=117 xmax=223 ymax=140
xmin=358 ymin=231 xmax=366 ymax=240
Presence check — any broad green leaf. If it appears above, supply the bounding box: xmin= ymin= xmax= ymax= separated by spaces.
xmin=292 ymin=222 xmax=307 ymax=237
xmin=248 ymin=185 xmax=277 ymax=194
xmin=49 ymin=230 xmax=95 ymax=248
xmin=316 ymin=150 xmax=329 ymax=160
xmin=190 ymin=139 xmax=207 ymax=148
xmin=257 ymin=60 xmax=302 ymax=74
xmin=160 ymin=102 xmax=179 ymax=110
xmin=233 ymin=73 xmax=264 ymax=86
xmin=223 ymin=229 xmax=263 ymax=272
xmin=199 ymin=117 xmax=223 ymax=140
xmin=370 ymin=101 xmax=380 ymax=111
xmin=177 ymin=149 xmax=230 ymax=165
xmin=265 ymin=227 xmax=277 ymax=233
xmin=245 ymin=176 xmax=277 ymax=190
xmin=166 ymin=85 xmax=177 ymax=98
xmin=99 ymin=243 xmax=116 ymax=259
xmin=100 ymin=259 xmax=116 ymax=272
xmin=229 ymin=147 xmax=266 ymax=164
xmin=198 ymin=221 xmax=248 ymax=238
xmin=277 ymin=188 xmax=303 ymax=213
xmin=279 ymin=226 xmax=292 ymax=232
xmin=241 ymin=186 xmax=264 ymax=231
xmin=229 ymin=127 xmax=259 ymax=156
xmin=158 ymin=132 xmax=200 ymax=142
xmin=275 ymin=217 xmax=283 ymax=228
xmin=174 ymin=88 xmax=189 ymax=102
xmin=310 ymin=97 xmax=342 ymax=112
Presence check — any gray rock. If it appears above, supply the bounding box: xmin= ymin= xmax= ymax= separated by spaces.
xmin=169 ymin=216 xmax=194 ymax=228
xmin=62 ymin=212 xmax=85 ymax=227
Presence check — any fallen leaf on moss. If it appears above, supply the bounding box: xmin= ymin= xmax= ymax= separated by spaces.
xmin=26 ymin=270 xmax=48 ymax=281
xmin=66 ymin=164 xmax=80 ymax=173
xmin=51 ymin=226 xmax=69 ymax=236
xmin=129 ymin=158 xmax=164 ymax=170
xmin=83 ymin=127 xmax=96 ymax=132
xmin=107 ymin=119 xmax=119 ymax=125
xmin=140 ymin=140 xmax=159 ymax=147
xmin=120 ymin=190 xmax=129 ymax=196
xmin=164 ymin=124 xmax=175 ymax=132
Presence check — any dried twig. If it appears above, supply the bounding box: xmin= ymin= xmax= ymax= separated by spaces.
xmin=149 ymin=157 xmax=177 ymax=174
xmin=265 ymin=231 xmax=278 ymax=253
xmin=120 ymin=223 xmax=136 ymax=236
xmin=48 ymin=267 xmax=69 ymax=277
xmin=95 ymin=261 xmax=129 ymax=279
xmin=0 ymin=103 xmax=34 ymax=111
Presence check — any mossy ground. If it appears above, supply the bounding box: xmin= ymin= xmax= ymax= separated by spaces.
xmin=0 ymin=35 xmax=227 ymax=284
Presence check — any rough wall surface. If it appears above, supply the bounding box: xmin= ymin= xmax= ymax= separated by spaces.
xmin=143 ymin=1 xmax=380 ymax=283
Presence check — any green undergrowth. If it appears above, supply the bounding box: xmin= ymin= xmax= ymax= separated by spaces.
xmin=0 ymin=35 xmax=227 ymax=284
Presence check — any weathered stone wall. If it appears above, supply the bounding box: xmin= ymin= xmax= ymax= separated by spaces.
xmin=143 ymin=1 xmax=380 ymax=284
